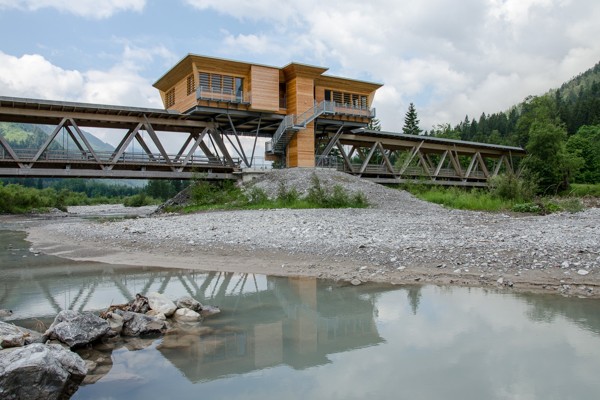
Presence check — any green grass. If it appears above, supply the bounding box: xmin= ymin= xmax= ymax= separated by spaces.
xmin=171 ymin=173 xmax=369 ymax=213
xmin=400 ymin=182 xmax=587 ymax=214
xmin=409 ymin=186 xmax=510 ymax=211
xmin=567 ymin=183 xmax=600 ymax=197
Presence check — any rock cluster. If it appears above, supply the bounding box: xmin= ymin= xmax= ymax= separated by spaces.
xmin=0 ymin=292 xmax=220 ymax=399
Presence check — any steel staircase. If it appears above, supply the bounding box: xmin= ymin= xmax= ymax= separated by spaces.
xmin=267 ymin=100 xmax=334 ymax=154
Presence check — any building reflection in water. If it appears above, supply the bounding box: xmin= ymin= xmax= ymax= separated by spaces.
xmin=158 ymin=275 xmax=388 ymax=382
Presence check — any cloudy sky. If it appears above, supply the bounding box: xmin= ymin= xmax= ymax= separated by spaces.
xmin=1 ymin=0 xmax=599 ymax=141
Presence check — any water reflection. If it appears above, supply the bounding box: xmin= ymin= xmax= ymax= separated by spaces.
xmin=3 ymin=230 xmax=600 ymax=399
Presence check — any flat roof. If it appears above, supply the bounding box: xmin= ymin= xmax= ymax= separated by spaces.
xmin=0 ymin=96 xmax=181 ymax=119
xmin=353 ymin=128 xmax=526 ymax=153
xmin=153 ymin=53 xmax=383 ymax=91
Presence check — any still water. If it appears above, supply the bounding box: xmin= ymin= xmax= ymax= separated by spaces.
xmin=2 ymin=229 xmax=600 ymax=400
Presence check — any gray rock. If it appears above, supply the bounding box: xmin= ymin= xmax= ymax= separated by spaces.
xmin=0 ymin=309 xmax=12 ymax=318
xmin=0 ymin=343 xmax=87 ymax=400
xmin=145 ymin=310 xmax=167 ymax=321
xmin=173 ymin=308 xmax=201 ymax=322
xmin=577 ymin=269 xmax=590 ymax=276
xmin=115 ymin=310 xmax=167 ymax=336
xmin=176 ymin=296 xmax=203 ymax=312
xmin=0 ymin=321 xmax=43 ymax=348
xmin=104 ymin=312 xmax=124 ymax=335
xmin=351 ymin=279 xmax=362 ymax=286
xmin=147 ymin=292 xmax=177 ymax=317
xmin=200 ymin=305 xmax=221 ymax=318
xmin=129 ymin=293 xmax=150 ymax=314
xmin=45 ymin=310 xmax=110 ymax=348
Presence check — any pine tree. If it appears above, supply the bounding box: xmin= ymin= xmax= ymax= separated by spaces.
xmin=367 ymin=118 xmax=382 ymax=131
xmin=402 ymin=103 xmax=422 ymax=135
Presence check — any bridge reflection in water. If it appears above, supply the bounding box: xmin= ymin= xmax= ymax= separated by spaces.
xmin=0 ymin=236 xmax=396 ymax=381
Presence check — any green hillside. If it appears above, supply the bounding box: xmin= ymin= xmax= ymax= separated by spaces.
xmin=427 ymin=60 xmax=600 ymax=189
xmin=0 ymin=122 xmax=114 ymax=152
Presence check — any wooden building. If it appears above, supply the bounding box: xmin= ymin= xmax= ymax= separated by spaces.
xmin=153 ymin=54 xmax=382 ymax=167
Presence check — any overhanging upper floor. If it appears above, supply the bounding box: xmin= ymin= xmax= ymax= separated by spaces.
xmin=152 ymin=54 xmax=383 ymax=126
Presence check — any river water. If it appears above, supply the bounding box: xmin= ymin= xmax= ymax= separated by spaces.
xmin=2 ymin=228 xmax=600 ymax=399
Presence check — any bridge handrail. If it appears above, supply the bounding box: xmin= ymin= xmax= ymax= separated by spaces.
xmin=3 ymin=148 xmax=241 ymax=166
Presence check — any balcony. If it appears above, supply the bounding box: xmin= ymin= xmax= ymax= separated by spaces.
xmin=196 ymin=86 xmax=251 ymax=104
xmin=330 ymin=101 xmax=375 ymax=118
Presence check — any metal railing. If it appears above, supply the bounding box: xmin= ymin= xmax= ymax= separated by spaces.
xmin=196 ymin=86 xmax=250 ymax=104
xmin=331 ymin=102 xmax=375 ymax=118
xmin=2 ymin=148 xmax=241 ymax=167
xmin=268 ymin=100 xmax=376 ymax=154
xmin=270 ymin=114 xmax=297 ymax=152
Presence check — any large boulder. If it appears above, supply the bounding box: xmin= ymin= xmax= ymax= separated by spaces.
xmin=1 ymin=321 xmax=43 ymax=349
xmin=114 ymin=310 xmax=167 ymax=336
xmin=45 ymin=311 xmax=110 ymax=348
xmin=0 ymin=343 xmax=87 ymax=400
xmin=147 ymin=292 xmax=177 ymax=317
xmin=176 ymin=296 xmax=203 ymax=312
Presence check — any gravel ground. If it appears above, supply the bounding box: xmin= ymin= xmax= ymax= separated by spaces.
xmin=25 ymin=169 xmax=600 ymax=297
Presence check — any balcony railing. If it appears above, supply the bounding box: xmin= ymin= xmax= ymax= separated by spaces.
xmin=331 ymin=101 xmax=375 ymax=118
xmin=196 ymin=86 xmax=251 ymax=104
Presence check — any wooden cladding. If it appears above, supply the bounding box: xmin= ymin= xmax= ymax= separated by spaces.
xmin=165 ymin=88 xmax=175 ymax=108
xmin=250 ymin=65 xmax=279 ymax=111
xmin=186 ymin=74 xmax=195 ymax=95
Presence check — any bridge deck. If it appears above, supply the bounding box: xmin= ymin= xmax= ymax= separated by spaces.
xmin=0 ymin=96 xmax=526 ymax=184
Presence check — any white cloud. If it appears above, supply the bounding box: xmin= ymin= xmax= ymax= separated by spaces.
xmin=0 ymin=52 xmax=85 ymax=100
xmin=0 ymin=50 xmax=163 ymax=107
xmin=0 ymin=0 xmax=146 ymax=19
xmin=189 ymin=0 xmax=600 ymax=133
xmin=184 ymin=0 xmax=297 ymax=22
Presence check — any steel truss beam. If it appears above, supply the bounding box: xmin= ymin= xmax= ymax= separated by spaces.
xmin=0 ymin=100 xmax=249 ymax=179
xmin=317 ymin=132 xmax=525 ymax=186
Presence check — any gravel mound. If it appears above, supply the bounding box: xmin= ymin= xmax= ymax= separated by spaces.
xmin=246 ymin=168 xmax=440 ymax=211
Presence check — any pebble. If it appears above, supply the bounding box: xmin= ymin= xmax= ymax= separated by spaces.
xmin=577 ymin=269 xmax=590 ymax=276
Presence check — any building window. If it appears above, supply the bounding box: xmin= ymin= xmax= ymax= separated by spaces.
xmin=165 ymin=88 xmax=175 ymax=108
xmin=199 ymin=72 xmax=242 ymax=96
xmin=186 ymin=74 xmax=195 ymax=95
xmin=325 ymin=89 xmax=367 ymax=109
xmin=198 ymin=72 xmax=245 ymax=103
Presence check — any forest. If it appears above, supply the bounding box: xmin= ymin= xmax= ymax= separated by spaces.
xmin=426 ymin=61 xmax=600 ymax=191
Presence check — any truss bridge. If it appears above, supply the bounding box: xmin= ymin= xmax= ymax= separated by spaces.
xmin=316 ymin=128 xmax=526 ymax=187
xmin=0 ymin=96 xmax=526 ymax=186
xmin=0 ymin=96 xmax=278 ymax=180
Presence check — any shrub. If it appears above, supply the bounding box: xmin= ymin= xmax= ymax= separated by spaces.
xmin=245 ymin=187 xmax=269 ymax=205
xmin=276 ymin=181 xmax=300 ymax=205
xmin=306 ymin=173 xmax=327 ymax=205
xmin=124 ymin=193 xmax=150 ymax=207
xmin=489 ymin=173 xmax=536 ymax=202
xmin=512 ymin=203 xmax=542 ymax=213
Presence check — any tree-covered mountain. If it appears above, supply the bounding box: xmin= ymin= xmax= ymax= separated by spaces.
xmin=0 ymin=122 xmax=114 ymax=152
xmin=428 ymin=60 xmax=600 ymax=189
